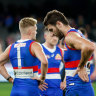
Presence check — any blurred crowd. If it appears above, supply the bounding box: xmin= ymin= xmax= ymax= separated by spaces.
xmin=0 ymin=3 xmax=96 ymax=50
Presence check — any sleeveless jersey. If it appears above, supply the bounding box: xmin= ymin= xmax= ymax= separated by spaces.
xmin=9 ymin=39 xmax=38 ymax=79
xmin=64 ymin=29 xmax=93 ymax=86
xmin=38 ymin=44 xmax=63 ymax=87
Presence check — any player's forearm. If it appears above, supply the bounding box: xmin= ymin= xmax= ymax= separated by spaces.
xmin=41 ymin=63 xmax=48 ymax=80
xmin=63 ymin=74 xmax=66 ymax=82
xmin=0 ymin=65 xmax=10 ymax=79
xmin=78 ymin=47 xmax=94 ymax=68
xmin=0 ymin=65 xmax=13 ymax=83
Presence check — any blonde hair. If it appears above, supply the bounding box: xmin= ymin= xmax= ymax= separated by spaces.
xmin=19 ymin=17 xmax=37 ymax=29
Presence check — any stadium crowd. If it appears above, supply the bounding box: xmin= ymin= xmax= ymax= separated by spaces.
xmin=0 ymin=1 xmax=95 ymax=50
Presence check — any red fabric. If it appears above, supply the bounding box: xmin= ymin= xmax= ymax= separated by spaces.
xmin=38 ymin=68 xmax=59 ymax=74
xmin=13 ymin=65 xmax=38 ymax=72
xmin=29 ymin=41 xmax=36 ymax=57
xmin=65 ymin=60 xmax=80 ymax=68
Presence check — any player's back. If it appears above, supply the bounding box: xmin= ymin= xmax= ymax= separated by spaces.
xmin=9 ymin=40 xmax=38 ymax=83
xmin=9 ymin=39 xmax=39 ymax=96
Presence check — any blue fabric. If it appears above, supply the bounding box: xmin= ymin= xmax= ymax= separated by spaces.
xmin=64 ymin=29 xmax=85 ymax=63
xmin=10 ymin=78 xmax=40 ymax=96
xmin=9 ymin=40 xmax=38 ymax=70
xmin=64 ymin=28 xmax=94 ymax=96
xmin=90 ymin=64 xmax=94 ymax=75
xmin=38 ymin=45 xmax=63 ymax=96
xmin=39 ymin=87 xmax=63 ymax=96
xmin=66 ymin=74 xmax=91 ymax=86
xmin=39 ymin=45 xmax=62 ymax=69
xmin=65 ymin=83 xmax=94 ymax=96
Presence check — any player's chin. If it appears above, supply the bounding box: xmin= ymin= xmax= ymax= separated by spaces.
xmin=52 ymin=43 xmax=57 ymax=46
xmin=32 ymin=37 xmax=36 ymax=40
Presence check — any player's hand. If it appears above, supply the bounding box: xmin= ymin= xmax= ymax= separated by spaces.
xmin=90 ymin=70 xmax=96 ymax=80
xmin=8 ymin=77 xmax=14 ymax=84
xmin=32 ymin=77 xmax=48 ymax=91
xmin=38 ymin=81 xmax=48 ymax=91
xmin=32 ymin=76 xmax=45 ymax=83
xmin=73 ymin=67 xmax=89 ymax=82
xmin=60 ymin=81 xmax=66 ymax=90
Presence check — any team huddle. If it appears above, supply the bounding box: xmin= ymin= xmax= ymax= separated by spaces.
xmin=0 ymin=10 xmax=96 ymax=96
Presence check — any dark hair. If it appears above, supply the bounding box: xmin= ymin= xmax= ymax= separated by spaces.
xmin=43 ymin=10 xmax=69 ymax=26
xmin=78 ymin=27 xmax=87 ymax=35
xmin=43 ymin=27 xmax=49 ymax=34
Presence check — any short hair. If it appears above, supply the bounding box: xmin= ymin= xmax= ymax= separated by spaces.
xmin=43 ymin=10 xmax=69 ymax=26
xmin=19 ymin=17 xmax=37 ymax=29
xmin=78 ymin=27 xmax=87 ymax=35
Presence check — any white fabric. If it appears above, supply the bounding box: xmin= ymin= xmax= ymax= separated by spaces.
xmin=39 ymin=74 xmax=61 ymax=79
xmin=66 ymin=70 xmax=76 ymax=77
xmin=66 ymin=68 xmax=90 ymax=77
xmin=42 ymin=43 xmax=56 ymax=53
xmin=14 ymin=69 xmax=38 ymax=78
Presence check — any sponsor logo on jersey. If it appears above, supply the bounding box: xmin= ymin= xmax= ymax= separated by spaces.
xmin=14 ymin=43 xmax=26 ymax=48
xmin=55 ymin=54 xmax=61 ymax=60
xmin=51 ymin=54 xmax=54 ymax=57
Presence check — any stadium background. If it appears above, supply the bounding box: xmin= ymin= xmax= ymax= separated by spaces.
xmin=0 ymin=0 xmax=96 ymax=95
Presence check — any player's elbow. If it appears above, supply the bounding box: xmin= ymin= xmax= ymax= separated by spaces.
xmin=85 ymin=43 xmax=95 ymax=52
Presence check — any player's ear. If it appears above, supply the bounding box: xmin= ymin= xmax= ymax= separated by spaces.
xmin=56 ymin=21 xmax=63 ymax=28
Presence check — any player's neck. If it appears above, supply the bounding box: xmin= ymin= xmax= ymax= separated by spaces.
xmin=44 ymin=42 xmax=54 ymax=49
xmin=62 ymin=25 xmax=72 ymax=36
xmin=21 ymin=35 xmax=32 ymax=40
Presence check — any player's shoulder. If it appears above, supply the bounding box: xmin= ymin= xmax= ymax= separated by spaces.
xmin=33 ymin=41 xmax=41 ymax=46
xmin=31 ymin=41 xmax=42 ymax=49
xmin=65 ymin=29 xmax=81 ymax=40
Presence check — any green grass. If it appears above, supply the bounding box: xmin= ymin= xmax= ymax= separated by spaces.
xmin=0 ymin=82 xmax=96 ymax=96
xmin=0 ymin=82 xmax=12 ymax=96
xmin=93 ymin=82 xmax=96 ymax=96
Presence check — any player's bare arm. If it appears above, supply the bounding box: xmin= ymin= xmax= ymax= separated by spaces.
xmin=61 ymin=75 xmax=66 ymax=90
xmin=60 ymin=73 xmax=66 ymax=90
xmin=90 ymin=43 xmax=96 ymax=80
xmin=30 ymin=42 xmax=48 ymax=91
xmin=65 ymin=32 xmax=94 ymax=67
xmin=31 ymin=42 xmax=48 ymax=80
xmin=65 ymin=32 xmax=95 ymax=82
xmin=0 ymin=45 xmax=11 ymax=63
xmin=0 ymin=60 xmax=13 ymax=83
xmin=0 ymin=45 xmax=13 ymax=83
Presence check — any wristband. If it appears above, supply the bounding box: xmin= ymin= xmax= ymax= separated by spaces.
xmin=7 ymin=76 xmax=12 ymax=81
